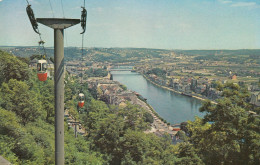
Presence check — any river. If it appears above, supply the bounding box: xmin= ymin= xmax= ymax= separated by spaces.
xmin=111 ymin=71 xmax=204 ymax=124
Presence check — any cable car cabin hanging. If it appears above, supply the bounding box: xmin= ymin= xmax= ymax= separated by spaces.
xmin=78 ymin=93 xmax=85 ymax=108
xmin=37 ymin=59 xmax=48 ymax=81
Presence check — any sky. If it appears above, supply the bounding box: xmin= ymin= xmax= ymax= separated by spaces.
xmin=0 ymin=0 xmax=259 ymax=49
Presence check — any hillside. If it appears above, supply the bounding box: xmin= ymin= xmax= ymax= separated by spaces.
xmin=0 ymin=49 xmax=259 ymax=165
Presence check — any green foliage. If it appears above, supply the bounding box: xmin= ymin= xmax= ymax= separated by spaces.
xmin=29 ymin=54 xmax=42 ymax=61
xmin=0 ymin=107 xmax=21 ymax=138
xmin=120 ymin=84 xmax=127 ymax=91
xmin=0 ymin=53 xmax=104 ymax=164
xmin=67 ymin=100 xmax=79 ymax=120
xmin=3 ymin=50 xmax=259 ymax=164
xmin=0 ymin=79 xmax=43 ymax=125
xmin=176 ymin=143 xmax=204 ymax=165
xmin=0 ymin=50 xmax=29 ymax=85
xmin=0 ymin=135 xmax=19 ymax=163
xmin=82 ymin=101 xmax=178 ymax=164
xmin=184 ymin=83 xmax=260 ymax=165
xmin=65 ymin=128 xmax=105 ymax=165
xmin=83 ymin=99 xmax=110 ymax=132
xmin=17 ymin=56 xmax=30 ymax=65
xmin=144 ymin=112 xmax=154 ymax=124
xmin=147 ymin=68 xmax=167 ymax=78
xmin=118 ymin=103 xmax=150 ymax=131
xmin=85 ymin=68 xmax=108 ymax=77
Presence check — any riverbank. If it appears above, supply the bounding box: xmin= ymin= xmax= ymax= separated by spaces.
xmin=88 ymin=77 xmax=177 ymax=135
xmin=111 ymin=70 xmax=204 ymax=124
xmin=135 ymin=98 xmax=177 ymax=135
xmin=142 ymin=73 xmax=217 ymax=104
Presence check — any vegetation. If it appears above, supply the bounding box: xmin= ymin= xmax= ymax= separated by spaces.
xmin=0 ymin=51 xmax=104 ymax=164
xmin=0 ymin=49 xmax=259 ymax=165
xmin=147 ymin=68 xmax=167 ymax=78
xmin=180 ymin=83 xmax=260 ymax=165
xmin=0 ymin=50 xmax=29 ymax=85
xmin=81 ymin=101 xmax=177 ymax=164
xmin=85 ymin=68 xmax=108 ymax=77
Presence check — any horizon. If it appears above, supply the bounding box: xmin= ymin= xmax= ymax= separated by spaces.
xmin=0 ymin=0 xmax=259 ymax=50
xmin=1 ymin=45 xmax=260 ymax=51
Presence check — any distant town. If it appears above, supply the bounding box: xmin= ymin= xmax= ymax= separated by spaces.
xmin=2 ymin=46 xmax=260 ymax=107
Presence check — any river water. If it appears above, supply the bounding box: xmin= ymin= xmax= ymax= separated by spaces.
xmin=111 ymin=71 xmax=204 ymax=124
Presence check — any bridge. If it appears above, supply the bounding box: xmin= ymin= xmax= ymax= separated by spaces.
xmin=109 ymin=68 xmax=133 ymax=71
xmin=108 ymin=66 xmax=134 ymax=71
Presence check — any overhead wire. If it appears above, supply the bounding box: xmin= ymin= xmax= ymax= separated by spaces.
xmin=80 ymin=0 xmax=87 ymax=85
xmin=38 ymin=34 xmax=47 ymax=59
xmin=60 ymin=0 xmax=68 ymax=57
xmin=81 ymin=33 xmax=84 ymax=84
xmin=48 ymin=0 xmax=55 ymax=18
xmin=60 ymin=0 xmax=65 ymax=18
xmin=25 ymin=0 xmax=48 ymax=61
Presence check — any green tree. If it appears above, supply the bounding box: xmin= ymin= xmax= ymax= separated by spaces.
xmin=118 ymin=103 xmax=150 ymax=131
xmin=0 ymin=50 xmax=29 ymax=85
xmin=176 ymin=143 xmax=204 ymax=165
xmin=0 ymin=79 xmax=43 ymax=125
xmin=82 ymin=99 xmax=109 ymax=132
xmin=144 ymin=112 xmax=154 ymax=124
xmin=186 ymin=83 xmax=260 ymax=165
xmin=0 ymin=135 xmax=18 ymax=164
xmin=91 ymin=113 xmax=125 ymax=164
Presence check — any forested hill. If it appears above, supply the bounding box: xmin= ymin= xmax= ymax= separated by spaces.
xmin=3 ymin=46 xmax=259 ymax=64
xmin=0 ymin=50 xmax=104 ymax=164
xmin=174 ymin=49 xmax=260 ymax=56
xmin=0 ymin=49 xmax=259 ymax=164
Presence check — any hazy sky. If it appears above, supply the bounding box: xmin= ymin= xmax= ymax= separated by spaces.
xmin=0 ymin=0 xmax=259 ymax=49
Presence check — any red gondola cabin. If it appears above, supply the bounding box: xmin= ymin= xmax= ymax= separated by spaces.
xmin=37 ymin=59 xmax=47 ymax=81
xmin=78 ymin=93 xmax=85 ymax=108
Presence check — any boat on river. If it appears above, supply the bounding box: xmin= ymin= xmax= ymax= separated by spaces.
xmin=181 ymin=92 xmax=192 ymax=97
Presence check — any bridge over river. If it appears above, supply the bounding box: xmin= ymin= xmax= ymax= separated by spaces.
xmin=108 ymin=66 xmax=135 ymax=71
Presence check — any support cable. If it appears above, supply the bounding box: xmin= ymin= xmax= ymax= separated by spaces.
xmin=25 ymin=0 xmax=48 ymax=61
xmin=60 ymin=0 xmax=65 ymax=18
xmin=38 ymin=34 xmax=47 ymax=58
xmin=81 ymin=33 xmax=84 ymax=84
xmin=48 ymin=0 xmax=55 ymax=18
xmin=80 ymin=0 xmax=87 ymax=34
xmin=80 ymin=0 xmax=87 ymax=86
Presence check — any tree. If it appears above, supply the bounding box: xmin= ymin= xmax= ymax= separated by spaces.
xmin=35 ymin=80 xmax=55 ymax=124
xmin=82 ymin=99 xmax=109 ymax=132
xmin=0 ymin=79 xmax=43 ymax=125
xmin=147 ymin=68 xmax=167 ymax=78
xmin=91 ymin=113 xmax=125 ymax=164
xmin=0 ymin=107 xmax=22 ymax=138
xmin=0 ymin=135 xmax=18 ymax=164
xmin=185 ymin=83 xmax=260 ymax=165
xmin=0 ymin=50 xmax=29 ymax=85
xmin=176 ymin=143 xmax=204 ymax=165
xmin=118 ymin=103 xmax=150 ymax=131
xmin=144 ymin=112 xmax=154 ymax=124
xmin=67 ymin=100 xmax=79 ymax=120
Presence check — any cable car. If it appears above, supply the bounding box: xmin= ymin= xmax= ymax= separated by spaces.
xmin=37 ymin=59 xmax=47 ymax=81
xmin=78 ymin=93 xmax=85 ymax=108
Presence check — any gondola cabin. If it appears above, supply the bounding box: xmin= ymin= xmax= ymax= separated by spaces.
xmin=37 ymin=59 xmax=47 ymax=81
xmin=78 ymin=93 xmax=85 ymax=108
